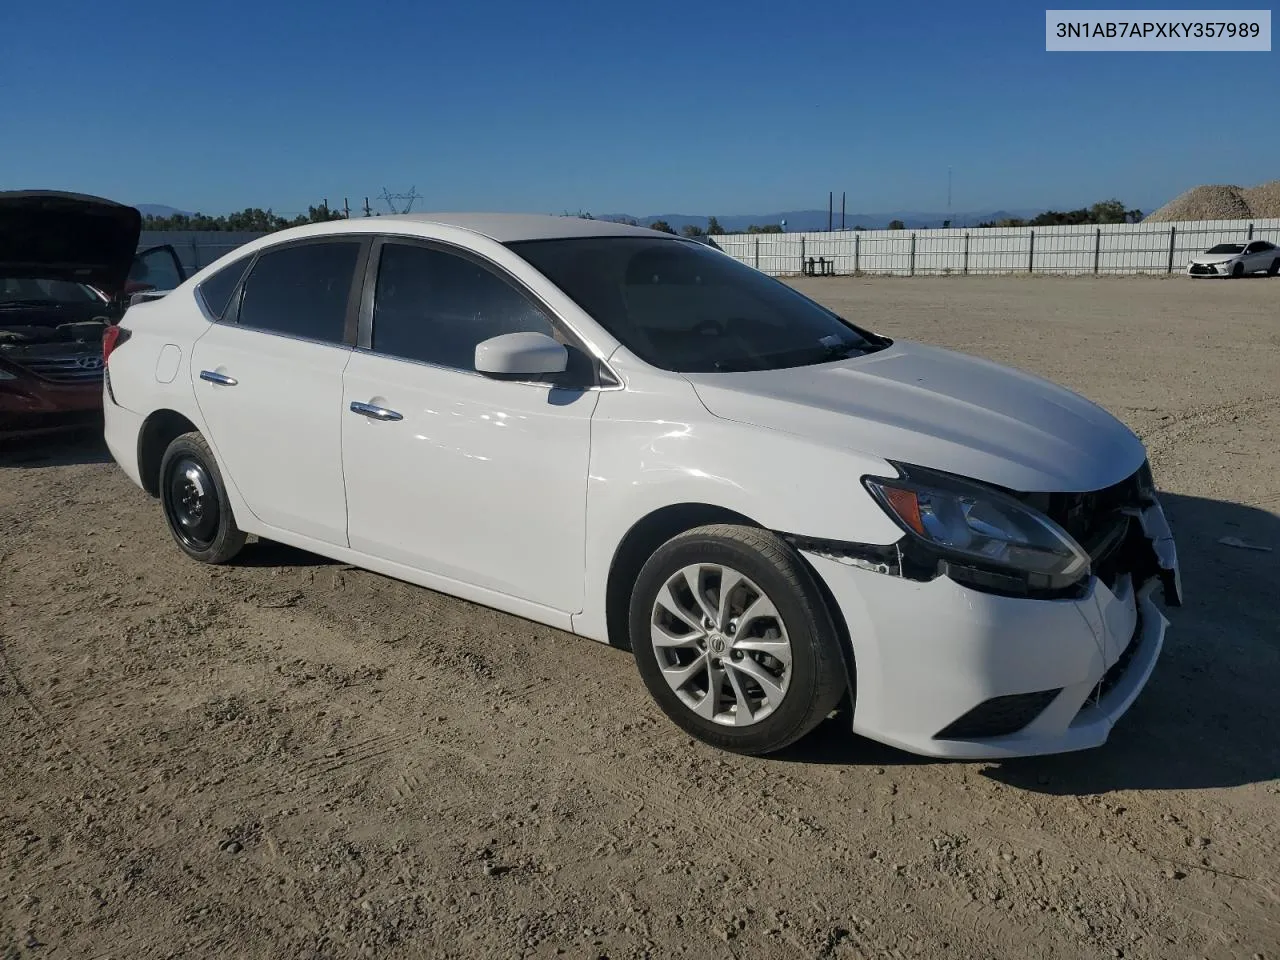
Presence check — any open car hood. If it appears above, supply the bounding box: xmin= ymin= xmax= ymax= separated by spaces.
xmin=0 ymin=190 xmax=142 ymax=294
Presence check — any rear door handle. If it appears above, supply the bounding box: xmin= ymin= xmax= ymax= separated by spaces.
xmin=199 ymin=370 xmax=238 ymax=386
xmin=350 ymin=400 xmax=403 ymax=422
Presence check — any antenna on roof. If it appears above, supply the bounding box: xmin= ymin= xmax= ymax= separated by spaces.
xmin=378 ymin=186 xmax=422 ymax=215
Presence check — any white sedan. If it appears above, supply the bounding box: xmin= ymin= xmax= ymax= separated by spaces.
xmin=103 ymin=214 xmax=1181 ymax=758
xmin=1187 ymin=240 xmax=1280 ymax=277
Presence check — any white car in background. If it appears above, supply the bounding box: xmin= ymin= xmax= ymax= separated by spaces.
xmin=1186 ymin=240 xmax=1280 ymax=277
xmin=102 ymin=214 xmax=1181 ymax=759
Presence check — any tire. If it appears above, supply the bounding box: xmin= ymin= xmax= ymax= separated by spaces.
xmin=158 ymin=431 xmax=246 ymax=564
xmin=1232 ymin=261 xmax=1245 ymax=278
xmin=1269 ymin=258 xmax=1279 ymax=277
xmin=629 ymin=523 xmax=847 ymax=755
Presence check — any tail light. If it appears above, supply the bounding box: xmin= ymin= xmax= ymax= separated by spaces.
xmin=103 ymin=325 xmax=131 ymax=363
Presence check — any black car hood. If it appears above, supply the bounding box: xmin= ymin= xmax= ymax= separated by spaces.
xmin=0 ymin=191 xmax=142 ymax=294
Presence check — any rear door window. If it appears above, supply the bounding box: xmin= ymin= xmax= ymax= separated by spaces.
xmin=237 ymin=241 xmax=361 ymax=343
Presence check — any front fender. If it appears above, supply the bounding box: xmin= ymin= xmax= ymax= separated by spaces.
xmin=573 ymin=376 xmax=902 ymax=643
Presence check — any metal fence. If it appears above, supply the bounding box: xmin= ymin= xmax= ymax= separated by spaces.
xmin=713 ymin=218 xmax=1280 ymax=277
xmin=138 ymin=231 xmax=268 ymax=275
xmin=138 ymin=219 xmax=1280 ymax=280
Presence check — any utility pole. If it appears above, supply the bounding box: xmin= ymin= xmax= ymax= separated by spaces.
xmin=828 ymin=191 xmax=833 ymax=232
xmin=343 ymin=197 xmax=350 ymax=218
xmin=841 ymin=191 xmax=846 ymax=230
xmin=363 ymin=197 xmax=373 ymax=217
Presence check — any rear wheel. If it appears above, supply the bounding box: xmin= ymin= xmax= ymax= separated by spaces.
xmin=159 ymin=432 xmax=245 ymax=564
xmin=629 ymin=524 xmax=846 ymax=755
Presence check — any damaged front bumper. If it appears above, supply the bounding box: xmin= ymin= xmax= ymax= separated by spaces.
xmin=799 ymin=498 xmax=1181 ymax=760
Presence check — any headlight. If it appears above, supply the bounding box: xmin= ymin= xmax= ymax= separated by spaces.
xmin=1218 ymin=260 xmax=1235 ymax=272
xmin=863 ymin=465 xmax=1090 ymax=594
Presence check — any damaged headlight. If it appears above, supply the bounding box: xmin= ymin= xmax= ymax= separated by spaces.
xmin=863 ymin=464 xmax=1091 ymax=595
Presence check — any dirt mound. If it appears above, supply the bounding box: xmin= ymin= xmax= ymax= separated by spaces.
xmin=1147 ymin=179 xmax=1280 ymax=221
xmin=1241 ymin=179 xmax=1280 ymax=218
xmin=1146 ymin=184 xmax=1252 ymax=221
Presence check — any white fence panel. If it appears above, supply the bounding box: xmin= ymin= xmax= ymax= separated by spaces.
xmin=710 ymin=218 xmax=1280 ymax=277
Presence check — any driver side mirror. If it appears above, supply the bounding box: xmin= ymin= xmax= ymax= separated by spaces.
xmin=474 ymin=332 xmax=568 ymax=379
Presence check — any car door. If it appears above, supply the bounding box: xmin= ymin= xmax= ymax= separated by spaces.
xmin=340 ymin=237 xmax=599 ymax=615
xmin=129 ymin=244 xmax=187 ymax=294
xmin=1249 ymin=241 xmax=1276 ymax=272
xmin=1243 ymin=241 xmax=1266 ymax=272
xmin=192 ymin=237 xmax=367 ymax=547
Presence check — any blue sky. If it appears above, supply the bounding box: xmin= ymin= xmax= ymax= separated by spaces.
xmin=1 ymin=0 xmax=1274 ymax=216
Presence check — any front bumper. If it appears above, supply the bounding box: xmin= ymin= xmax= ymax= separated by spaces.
xmin=1187 ymin=261 xmax=1232 ymax=276
xmin=804 ymin=502 xmax=1178 ymax=759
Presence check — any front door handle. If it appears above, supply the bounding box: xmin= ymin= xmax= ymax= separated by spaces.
xmin=350 ymin=400 xmax=403 ymax=422
xmin=199 ymin=370 xmax=238 ymax=386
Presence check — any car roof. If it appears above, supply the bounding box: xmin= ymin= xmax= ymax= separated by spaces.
xmin=350 ymin=212 xmax=665 ymax=243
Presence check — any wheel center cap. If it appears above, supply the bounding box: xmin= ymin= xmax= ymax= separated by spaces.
xmin=708 ymin=634 xmax=728 ymax=655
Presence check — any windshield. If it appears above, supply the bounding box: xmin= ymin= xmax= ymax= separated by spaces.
xmin=1206 ymin=244 xmax=1245 ymax=254
xmin=509 ymin=237 xmax=887 ymax=373
xmin=0 ymin=277 xmax=103 ymax=306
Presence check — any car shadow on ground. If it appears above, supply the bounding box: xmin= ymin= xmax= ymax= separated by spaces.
xmin=0 ymin=428 xmax=111 ymax=468
xmin=236 ymin=538 xmax=338 ymax=568
xmin=775 ymin=492 xmax=1280 ymax=795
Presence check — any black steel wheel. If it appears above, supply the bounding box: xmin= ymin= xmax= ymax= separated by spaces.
xmin=158 ymin=431 xmax=245 ymax=563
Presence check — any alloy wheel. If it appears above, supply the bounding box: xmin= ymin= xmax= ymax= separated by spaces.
xmin=649 ymin=563 xmax=793 ymax=726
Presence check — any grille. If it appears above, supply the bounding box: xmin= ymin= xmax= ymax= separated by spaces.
xmin=1189 ymin=263 xmax=1213 ymax=275
xmin=17 ymin=354 xmax=104 ymax=383
xmin=934 ymin=689 xmax=1063 ymax=740
xmin=1042 ymin=468 xmax=1145 ymax=547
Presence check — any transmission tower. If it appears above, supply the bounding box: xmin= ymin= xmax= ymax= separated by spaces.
xmin=378 ymin=186 xmax=422 ymax=215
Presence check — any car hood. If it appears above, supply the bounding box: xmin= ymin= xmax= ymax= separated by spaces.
xmin=0 ymin=191 xmax=142 ymax=294
xmin=684 ymin=340 xmax=1146 ymax=493
xmin=1190 ymin=252 xmax=1241 ymax=264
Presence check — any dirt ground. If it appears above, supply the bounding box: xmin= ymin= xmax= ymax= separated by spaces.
xmin=2 ymin=275 xmax=1278 ymax=960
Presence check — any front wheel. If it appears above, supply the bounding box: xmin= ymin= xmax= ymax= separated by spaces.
xmin=1268 ymin=258 xmax=1279 ymax=276
xmin=629 ymin=524 xmax=847 ymax=755
xmin=1232 ymin=261 xmax=1245 ymax=278
xmin=159 ymin=431 xmax=246 ymax=564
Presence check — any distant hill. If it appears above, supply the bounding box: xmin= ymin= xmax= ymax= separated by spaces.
xmin=602 ymin=209 xmax=1044 ymax=231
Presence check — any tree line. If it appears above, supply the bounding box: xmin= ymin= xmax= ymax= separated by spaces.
xmin=140 ymin=205 xmax=347 ymax=232
xmin=139 ymin=198 xmax=1144 ymax=236
xmin=976 ymin=199 xmax=1143 ymax=229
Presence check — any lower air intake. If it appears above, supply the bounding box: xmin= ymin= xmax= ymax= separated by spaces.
xmin=934 ymin=689 xmax=1063 ymax=740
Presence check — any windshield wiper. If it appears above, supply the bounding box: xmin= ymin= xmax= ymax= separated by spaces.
xmin=812 ymin=339 xmax=869 ymax=363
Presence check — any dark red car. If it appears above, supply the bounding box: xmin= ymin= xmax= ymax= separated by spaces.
xmin=0 ymin=190 xmax=185 ymax=439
